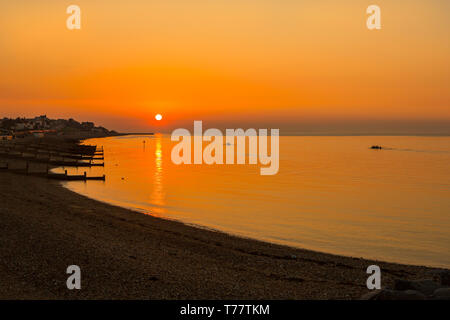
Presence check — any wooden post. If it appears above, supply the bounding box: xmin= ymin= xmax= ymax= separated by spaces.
xmin=65 ymin=170 xmax=67 ymax=176
xmin=84 ymin=171 xmax=87 ymax=179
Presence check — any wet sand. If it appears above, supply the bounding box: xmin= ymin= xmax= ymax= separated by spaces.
xmin=0 ymin=168 xmax=443 ymax=299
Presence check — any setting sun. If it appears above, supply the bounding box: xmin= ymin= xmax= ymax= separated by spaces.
xmin=155 ymin=114 xmax=163 ymax=121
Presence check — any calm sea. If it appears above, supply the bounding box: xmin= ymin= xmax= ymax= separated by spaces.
xmin=56 ymin=135 xmax=450 ymax=268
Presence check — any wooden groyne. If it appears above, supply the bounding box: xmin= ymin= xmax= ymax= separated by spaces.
xmin=2 ymin=141 xmax=98 ymax=155
xmin=47 ymin=170 xmax=106 ymax=181
xmin=0 ymin=152 xmax=105 ymax=167
xmin=0 ymin=141 xmax=104 ymax=167
xmin=2 ymin=167 xmax=105 ymax=181
xmin=0 ymin=140 xmax=106 ymax=181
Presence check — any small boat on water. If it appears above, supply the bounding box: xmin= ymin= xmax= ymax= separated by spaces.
xmin=370 ymin=145 xmax=383 ymax=149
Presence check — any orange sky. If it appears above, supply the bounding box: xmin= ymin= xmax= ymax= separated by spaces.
xmin=1 ymin=0 xmax=449 ymax=133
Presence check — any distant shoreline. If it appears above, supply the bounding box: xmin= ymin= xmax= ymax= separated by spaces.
xmin=119 ymin=132 xmax=450 ymax=137
xmin=115 ymin=132 xmax=155 ymax=135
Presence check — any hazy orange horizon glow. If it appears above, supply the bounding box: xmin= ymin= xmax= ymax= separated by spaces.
xmin=1 ymin=0 xmax=449 ymax=133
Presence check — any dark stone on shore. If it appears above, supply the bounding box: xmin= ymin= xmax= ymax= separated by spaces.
xmin=432 ymin=288 xmax=450 ymax=300
xmin=360 ymin=289 xmax=426 ymax=300
xmin=360 ymin=277 xmax=450 ymax=300
xmin=441 ymin=272 xmax=450 ymax=286
xmin=360 ymin=290 xmax=381 ymax=300
xmin=394 ymin=279 xmax=441 ymax=296
xmin=427 ymin=270 xmax=450 ymax=286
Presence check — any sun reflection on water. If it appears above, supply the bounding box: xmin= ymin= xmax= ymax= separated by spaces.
xmin=150 ymin=134 xmax=165 ymax=214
